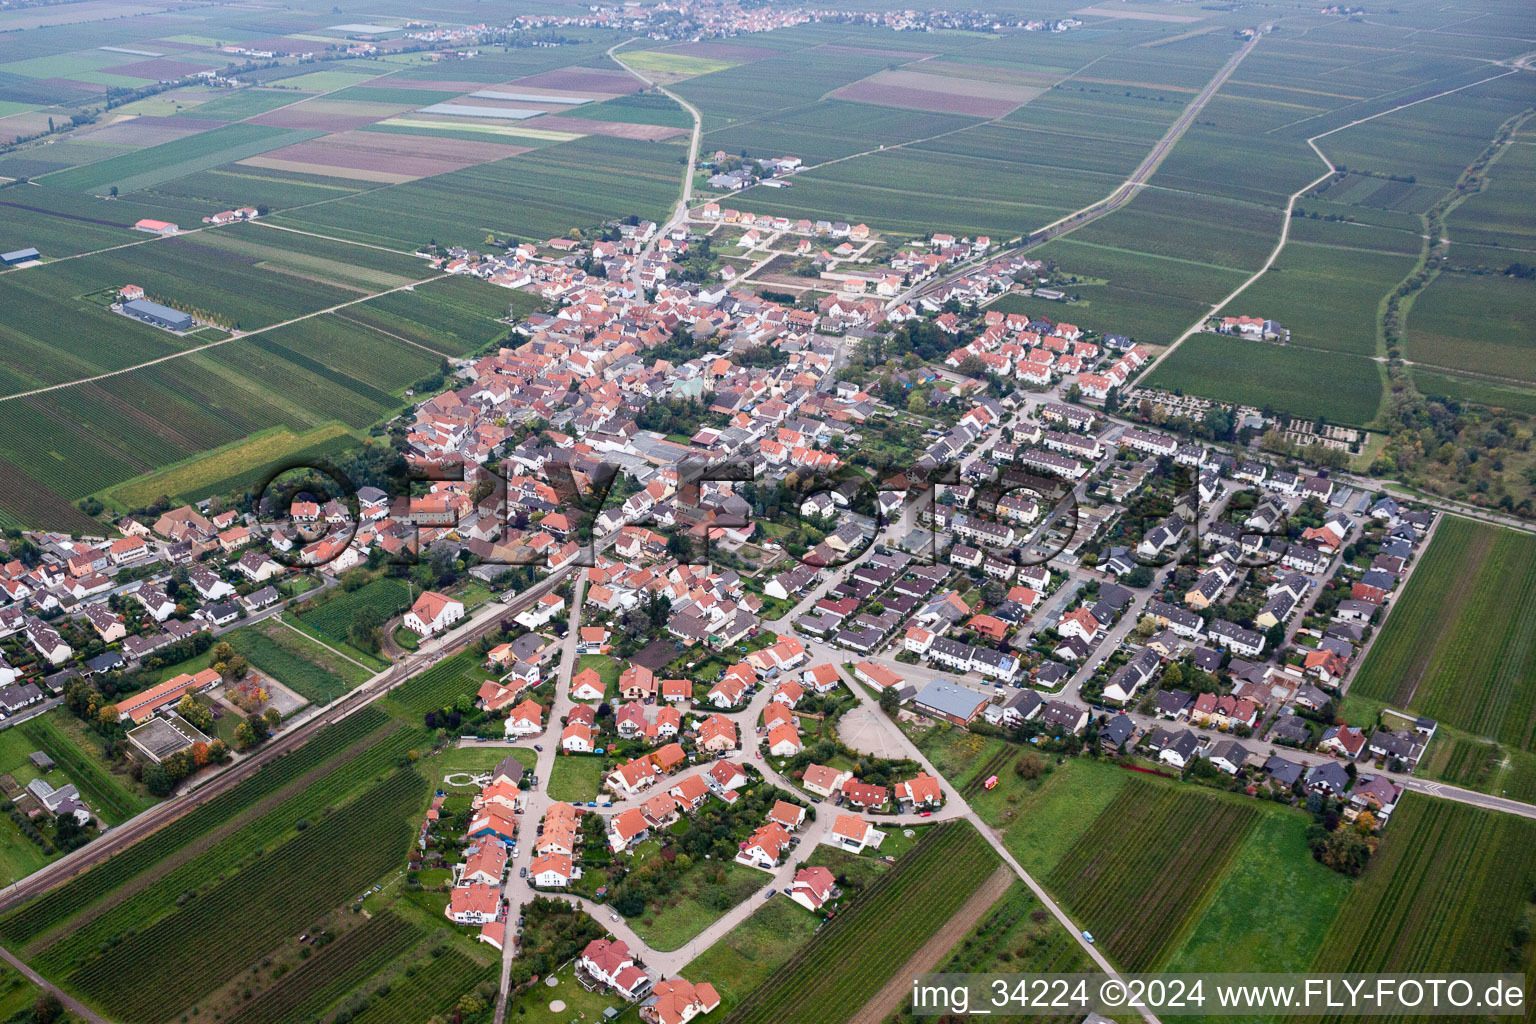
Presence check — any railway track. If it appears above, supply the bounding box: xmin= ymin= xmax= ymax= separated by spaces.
xmin=0 ymin=567 xmax=570 ymax=914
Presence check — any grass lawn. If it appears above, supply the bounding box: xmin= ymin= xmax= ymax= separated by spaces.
xmin=0 ymin=959 xmax=37 ymax=1020
xmin=146 ymin=644 xmax=219 ymax=684
xmin=392 ymin=624 xmax=420 ymax=652
xmin=196 ymin=696 xmax=244 ymax=746
xmin=676 ymin=895 xmax=818 ymax=1014
xmin=547 ymin=755 xmax=607 ymax=803
xmin=508 ymin=960 xmax=626 ymax=1024
xmin=631 ymin=860 xmax=766 ymax=951
xmin=871 ymin=823 xmax=930 ymax=861
xmin=453 ymin=581 xmax=495 ymax=610
xmin=1160 ymin=808 xmax=1353 ymax=982
xmin=428 ymin=744 xmax=536 ymax=782
xmin=973 ymin=758 xmax=1131 ymax=876
xmin=577 ymin=654 xmax=621 ymax=698
xmin=18 ymin=711 xmax=157 ymax=824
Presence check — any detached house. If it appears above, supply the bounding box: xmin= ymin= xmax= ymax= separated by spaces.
xmin=405 ymin=591 xmax=464 ymax=635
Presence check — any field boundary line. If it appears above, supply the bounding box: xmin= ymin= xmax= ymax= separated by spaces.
xmin=331 ymin=309 xmax=452 ymax=359
xmin=0 ymin=271 xmax=449 ymax=404
xmin=250 ymin=219 xmax=424 ymax=258
xmin=1140 ymin=67 xmax=1521 ymax=382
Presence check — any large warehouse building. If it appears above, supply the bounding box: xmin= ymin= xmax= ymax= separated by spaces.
xmin=122 ymin=297 xmax=193 ymax=331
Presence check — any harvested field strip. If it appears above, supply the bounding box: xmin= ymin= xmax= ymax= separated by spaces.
xmin=376 ymin=117 xmax=581 ymax=141
xmin=34 ymin=723 xmax=420 ymax=972
xmin=223 ymin=911 xmax=423 ymax=1024
xmin=1351 ymin=516 xmax=1536 ymax=747
xmin=106 ymin=423 xmax=356 ymax=508
xmin=1303 ymin=795 xmax=1536 ymax=1024
xmin=66 ymin=769 xmax=426 ymax=1022
xmin=726 ymin=821 xmax=1000 ymax=1024
xmin=0 ymin=708 xmax=388 ymax=946
xmin=1047 ymin=780 xmax=1260 ymax=971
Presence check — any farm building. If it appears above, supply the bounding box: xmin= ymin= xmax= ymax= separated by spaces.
xmin=122 ymin=298 xmax=193 ymax=332
xmin=132 ymin=218 xmax=179 ymax=235
xmin=1 ymin=247 xmax=38 ymax=265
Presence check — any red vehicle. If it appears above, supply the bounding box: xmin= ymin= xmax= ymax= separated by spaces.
xmin=983 ymin=775 xmax=1000 ymax=790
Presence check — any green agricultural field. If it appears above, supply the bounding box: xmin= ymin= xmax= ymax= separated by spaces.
xmin=1306 ymin=794 xmax=1536 ymax=1014
xmin=65 ymin=768 xmax=425 ymax=1022
xmin=1034 ymin=237 xmax=1250 ymax=347
xmin=1144 ymin=335 xmax=1384 ymax=426
xmin=1350 ymin=516 xmax=1536 ymax=748
xmin=888 ymin=880 xmax=1091 ymax=1024
xmin=727 ymin=821 xmax=1001 ymax=1024
xmin=1408 ymin=271 xmax=1536 ymax=383
xmin=1047 ymin=779 xmax=1261 ymax=971
xmin=347 ymin=275 xmax=530 ymax=357
xmin=222 ymin=912 xmax=424 ymax=1024
xmin=226 ymin=618 xmax=372 ymax=704
xmin=296 ymin=577 xmax=414 ymax=665
xmin=105 ymin=423 xmax=357 ymax=509
xmin=974 ymin=757 xmax=1132 ymax=876
xmin=270 ymin=135 xmax=682 ymax=251
xmin=1161 ymin=810 xmax=1354 ymax=986
xmin=171 ymin=88 xmax=304 ymax=121
xmin=1234 ymin=239 xmax=1415 ymax=358
xmin=146 ymin=165 xmax=372 ymax=211
xmin=736 ymin=144 xmax=1102 ymax=241
xmin=620 ymin=50 xmax=736 ymax=77
xmin=40 ymin=123 xmax=320 ymax=195
xmin=566 ymin=91 xmax=692 ymax=129
xmin=195 ymin=223 xmax=425 ymax=284
xmin=384 ymin=648 xmax=489 ymax=721
xmin=0 ymin=709 xmax=391 ymax=948
xmin=1442 ymin=126 xmax=1536 ymax=251
xmin=30 ymin=725 xmax=422 ymax=982
xmin=705 ymin=101 xmax=982 ymax=167
xmin=257 ymin=314 xmax=442 ymax=397
xmin=1068 ymin=189 xmax=1282 ymax=278
xmin=1411 ymin=369 xmax=1536 ymax=416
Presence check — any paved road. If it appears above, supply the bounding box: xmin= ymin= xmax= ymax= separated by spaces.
xmin=0 ymin=944 xmax=105 ymax=1024
xmin=609 ymin=39 xmax=704 ymax=290
xmin=0 ymin=566 xmax=573 ymax=916
xmin=890 ymin=31 xmax=1261 ymax=312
